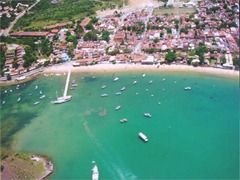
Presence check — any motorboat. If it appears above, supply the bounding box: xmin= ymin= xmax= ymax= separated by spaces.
xmin=149 ymin=80 xmax=153 ymax=84
xmin=72 ymin=62 xmax=80 ymax=67
xmin=16 ymin=85 xmax=20 ymax=89
xmin=34 ymin=101 xmax=39 ymax=105
xmin=115 ymin=105 xmax=121 ymax=110
xmin=101 ymin=85 xmax=107 ymax=89
xmin=120 ymin=118 xmax=127 ymax=123
xmin=54 ymin=95 xmax=72 ymax=104
xmin=29 ymin=93 xmax=33 ymax=96
xmin=121 ymin=87 xmax=126 ymax=91
xmin=144 ymin=113 xmax=152 ymax=118
xmin=114 ymin=77 xmax=119 ymax=82
xmin=184 ymin=86 xmax=191 ymax=90
xmin=40 ymin=95 xmax=46 ymax=99
xmin=39 ymin=91 xmax=43 ymax=95
xmin=101 ymin=94 xmax=108 ymax=97
xmin=35 ymin=86 xmax=38 ymax=90
xmin=133 ymin=80 xmax=137 ymax=85
xmin=115 ymin=92 xmax=121 ymax=95
xmin=71 ymin=84 xmax=78 ymax=87
xmin=72 ymin=80 xmax=76 ymax=84
xmin=138 ymin=132 xmax=148 ymax=142
xmin=142 ymin=74 xmax=146 ymax=77
xmin=92 ymin=164 xmax=99 ymax=180
xmin=2 ymin=101 xmax=5 ymax=105
xmin=17 ymin=97 xmax=21 ymax=102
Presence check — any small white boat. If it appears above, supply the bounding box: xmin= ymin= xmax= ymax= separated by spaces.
xmin=35 ymin=86 xmax=38 ymax=90
xmin=2 ymin=101 xmax=5 ymax=105
xmin=72 ymin=84 xmax=78 ymax=87
xmin=40 ymin=95 xmax=46 ymax=99
xmin=142 ymin=74 xmax=146 ymax=77
xmin=149 ymin=80 xmax=153 ymax=84
xmin=34 ymin=101 xmax=39 ymax=105
xmin=139 ymin=132 xmax=148 ymax=142
xmin=70 ymin=87 xmax=75 ymax=90
xmin=133 ymin=80 xmax=137 ymax=85
xmin=101 ymin=94 xmax=108 ymax=97
xmin=39 ymin=91 xmax=43 ymax=95
xmin=44 ymin=73 xmax=49 ymax=77
xmin=115 ymin=92 xmax=121 ymax=95
xmin=29 ymin=93 xmax=33 ymax=96
xmin=144 ymin=113 xmax=152 ymax=118
xmin=121 ymin=87 xmax=126 ymax=91
xmin=120 ymin=118 xmax=128 ymax=123
xmin=115 ymin=105 xmax=121 ymax=110
xmin=113 ymin=77 xmax=119 ymax=82
xmin=101 ymin=85 xmax=107 ymax=89
xmin=184 ymin=86 xmax=191 ymax=90
xmin=92 ymin=164 xmax=99 ymax=180
xmin=17 ymin=97 xmax=21 ymax=102
xmin=162 ymin=78 xmax=166 ymax=81
xmin=16 ymin=76 xmax=26 ymax=81
xmin=16 ymin=85 xmax=20 ymax=90
xmin=55 ymin=73 xmax=61 ymax=76
xmin=72 ymin=80 xmax=76 ymax=84
xmin=4 ymin=90 xmax=7 ymax=93
xmin=10 ymin=89 xmax=12 ymax=92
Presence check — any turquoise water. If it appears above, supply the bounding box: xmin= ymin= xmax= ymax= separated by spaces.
xmin=1 ymin=71 xmax=239 ymax=179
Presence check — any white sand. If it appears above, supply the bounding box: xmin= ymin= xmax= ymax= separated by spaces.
xmin=44 ymin=63 xmax=239 ymax=79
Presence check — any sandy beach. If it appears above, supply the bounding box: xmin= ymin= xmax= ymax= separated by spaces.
xmin=44 ymin=63 xmax=239 ymax=79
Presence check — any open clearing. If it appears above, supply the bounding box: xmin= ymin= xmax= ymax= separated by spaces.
xmin=153 ymin=7 xmax=196 ymax=15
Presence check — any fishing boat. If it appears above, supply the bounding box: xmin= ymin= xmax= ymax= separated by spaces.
xmin=92 ymin=164 xmax=99 ymax=180
xmin=115 ymin=105 xmax=121 ymax=110
xmin=120 ymin=118 xmax=127 ymax=123
xmin=184 ymin=86 xmax=191 ymax=90
xmin=113 ymin=77 xmax=119 ymax=82
xmin=40 ymin=95 xmax=46 ymax=99
xmin=138 ymin=132 xmax=148 ymax=142
xmin=133 ymin=80 xmax=137 ymax=85
xmin=144 ymin=113 xmax=152 ymax=118
xmin=17 ymin=97 xmax=21 ymax=102
xmin=54 ymin=67 xmax=72 ymax=104
xmin=115 ymin=92 xmax=121 ymax=95
xmin=121 ymin=87 xmax=126 ymax=91
xmin=34 ymin=101 xmax=39 ymax=105
xmin=101 ymin=85 xmax=107 ymax=89
xmin=101 ymin=94 xmax=108 ymax=97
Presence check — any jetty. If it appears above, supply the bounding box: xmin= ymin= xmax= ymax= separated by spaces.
xmin=53 ymin=66 xmax=72 ymax=104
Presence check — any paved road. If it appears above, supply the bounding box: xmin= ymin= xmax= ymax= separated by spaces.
xmin=2 ymin=0 xmax=41 ymax=36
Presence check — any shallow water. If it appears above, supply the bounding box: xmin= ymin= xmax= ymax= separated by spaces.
xmin=1 ymin=71 xmax=239 ymax=179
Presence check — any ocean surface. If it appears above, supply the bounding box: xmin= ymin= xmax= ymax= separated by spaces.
xmin=1 ymin=71 xmax=239 ymax=179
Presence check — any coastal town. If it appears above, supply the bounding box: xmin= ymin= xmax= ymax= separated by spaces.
xmin=0 ymin=0 xmax=239 ymax=82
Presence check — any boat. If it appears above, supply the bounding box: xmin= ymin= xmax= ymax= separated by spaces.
xmin=115 ymin=105 xmax=121 ymax=110
xmin=17 ymin=97 xmax=21 ymax=102
xmin=44 ymin=73 xmax=49 ymax=77
xmin=184 ymin=86 xmax=191 ymax=90
xmin=54 ymin=67 xmax=72 ymax=104
xmin=120 ymin=118 xmax=127 ymax=123
xmin=133 ymin=80 xmax=137 ymax=85
xmin=29 ymin=93 xmax=33 ymax=96
xmin=92 ymin=164 xmax=99 ymax=180
xmin=10 ymin=89 xmax=12 ymax=92
xmin=113 ymin=77 xmax=119 ymax=82
xmin=35 ymin=86 xmax=38 ymax=90
xmin=101 ymin=94 xmax=108 ymax=97
xmin=40 ymin=95 xmax=46 ymax=99
xmin=115 ymin=92 xmax=121 ymax=95
xmin=162 ymin=78 xmax=166 ymax=81
xmin=138 ymin=132 xmax=148 ymax=142
xmin=71 ymin=84 xmax=78 ymax=87
xmin=121 ymin=87 xmax=126 ymax=91
xmin=55 ymin=73 xmax=61 ymax=76
xmin=144 ymin=113 xmax=152 ymax=118
xmin=2 ymin=101 xmax=5 ymax=105
xmin=34 ymin=101 xmax=39 ymax=105
xmin=149 ymin=80 xmax=153 ymax=84
xmin=142 ymin=74 xmax=146 ymax=77
xmin=101 ymin=85 xmax=107 ymax=89
xmin=16 ymin=85 xmax=19 ymax=90
xmin=39 ymin=91 xmax=43 ymax=94
xmin=70 ymin=87 xmax=75 ymax=90
xmin=72 ymin=80 xmax=76 ymax=84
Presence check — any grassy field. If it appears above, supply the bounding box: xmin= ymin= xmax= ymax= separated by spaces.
xmin=153 ymin=7 xmax=196 ymax=16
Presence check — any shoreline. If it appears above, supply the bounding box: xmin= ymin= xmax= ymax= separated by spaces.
xmin=44 ymin=63 xmax=239 ymax=79
xmin=0 ymin=63 xmax=239 ymax=86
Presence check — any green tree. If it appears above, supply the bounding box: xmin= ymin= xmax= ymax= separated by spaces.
xmin=66 ymin=35 xmax=78 ymax=47
xmin=102 ymin=30 xmax=110 ymax=42
xmin=12 ymin=57 xmax=18 ymax=69
xmin=153 ymin=38 xmax=159 ymax=43
xmin=7 ymin=74 xmax=11 ymax=80
xmin=75 ymin=24 xmax=83 ymax=39
xmin=165 ymin=51 xmax=176 ymax=63
xmin=83 ymin=31 xmax=98 ymax=41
